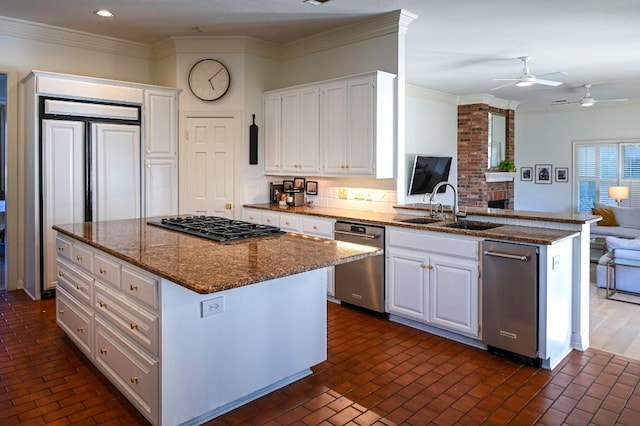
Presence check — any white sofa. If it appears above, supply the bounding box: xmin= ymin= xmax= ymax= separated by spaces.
xmin=596 ymin=236 xmax=640 ymax=293
xmin=591 ymin=204 xmax=640 ymax=239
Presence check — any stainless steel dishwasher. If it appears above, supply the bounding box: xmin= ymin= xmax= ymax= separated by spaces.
xmin=334 ymin=221 xmax=385 ymax=313
xmin=482 ymin=240 xmax=539 ymax=364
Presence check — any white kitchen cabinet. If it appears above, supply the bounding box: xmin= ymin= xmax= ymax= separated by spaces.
xmin=429 ymin=254 xmax=479 ymax=337
xmin=264 ymin=87 xmax=320 ymax=175
xmin=386 ymin=227 xmax=481 ymax=338
xmin=143 ymin=89 xmax=178 ymax=217
xmin=22 ymin=71 xmax=179 ymax=300
xmin=387 ymin=247 xmax=429 ymax=321
xmin=55 ymin=235 xmax=160 ymax=424
xmin=321 ymin=72 xmax=395 ymax=178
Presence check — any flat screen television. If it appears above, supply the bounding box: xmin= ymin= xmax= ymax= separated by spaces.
xmin=407 ymin=155 xmax=452 ymax=195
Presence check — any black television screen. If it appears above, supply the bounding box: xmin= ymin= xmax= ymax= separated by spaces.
xmin=407 ymin=155 xmax=452 ymax=195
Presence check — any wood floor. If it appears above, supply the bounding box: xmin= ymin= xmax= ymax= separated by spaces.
xmin=3 ymin=289 xmax=640 ymax=425
xmin=589 ymin=264 xmax=640 ymax=361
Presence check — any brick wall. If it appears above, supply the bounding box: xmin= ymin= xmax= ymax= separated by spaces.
xmin=457 ymin=104 xmax=515 ymax=207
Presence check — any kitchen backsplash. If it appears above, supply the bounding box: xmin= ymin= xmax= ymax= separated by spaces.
xmin=302 ymin=179 xmax=398 ymax=213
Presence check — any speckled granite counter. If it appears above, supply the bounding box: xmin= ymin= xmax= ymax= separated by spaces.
xmin=53 ymin=218 xmax=380 ymax=294
xmin=243 ymin=203 xmax=582 ymax=245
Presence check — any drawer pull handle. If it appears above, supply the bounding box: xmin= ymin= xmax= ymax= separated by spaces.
xmin=58 ymin=271 xmax=64 ymax=277
xmin=130 ymin=376 xmax=139 ymax=384
xmin=130 ymin=284 xmax=138 ymax=291
xmin=99 ymin=268 xmax=107 ymax=274
xmin=58 ymin=246 xmax=64 ymax=251
xmin=76 ymin=326 xmax=84 ymax=333
xmin=313 ymin=226 xmax=318 ymax=230
xmin=99 ymin=301 xmax=107 ymax=308
xmin=58 ymin=309 xmax=65 ymax=315
xmin=130 ymin=322 xmax=138 ymax=330
xmin=100 ymin=348 xmax=108 ymax=355
xmin=76 ymin=255 xmax=83 ymax=261
xmin=76 ymin=284 xmax=82 ymax=290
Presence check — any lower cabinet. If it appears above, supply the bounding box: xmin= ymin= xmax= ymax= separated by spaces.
xmin=386 ymin=227 xmax=480 ymax=339
xmin=243 ymin=207 xmax=336 ymax=295
xmin=55 ymin=234 xmax=160 ymax=425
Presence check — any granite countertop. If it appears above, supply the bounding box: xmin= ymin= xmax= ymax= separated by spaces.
xmin=244 ymin=203 xmax=581 ymax=245
xmin=53 ymin=218 xmax=381 ymax=294
xmin=395 ymin=203 xmax=601 ymax=225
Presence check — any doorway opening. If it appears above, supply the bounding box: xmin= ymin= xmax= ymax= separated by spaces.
xmin=0 ymin=73 xmax=6 ymax=290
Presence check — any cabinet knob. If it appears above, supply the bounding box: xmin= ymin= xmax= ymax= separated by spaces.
xmin=58 ymin=271 xmax=64 ymax=277
xmin=130 ymin=284 xmax=138 ymax=291
xmin=100 ymin=348 xmax=108 ymax=355
xmin=76 ymin=255 xmax=83 ymax=261
xmin=341 ymin=165 xmax=345 ymax=169
xmin=130 ymin=376 xmax=139 ymax=384
xmin=76 ymin=284 xmax=82 ymax=290
xmin=99 ymin=301 xmax=107 ymax=308
xmin=130 ymin=322 xmax=138 ymax=330
xmin=266 ymin=219 xmax=270 ymax=223
xmin=146 ymin=150 xmax=151 ymax=154
xmin=76 ymin=326 xmax=84 ymax=333
xmin=285 ymin=221 xmax=290 ymax=226
xmin=313 ymin=225 xmax=318 ymax=230
xmin=58 ymin=309 xmax=65 ymax=315
xmin=99 ymin=268 xmax=107 ymax=274
xmin=429 ymin=264 xmax=434 ymax=270
xmin=57 ymin=246 xmax=64 ymax=251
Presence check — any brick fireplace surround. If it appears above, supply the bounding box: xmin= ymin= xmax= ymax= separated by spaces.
xmin=457 ymin=104 xmax=515 ymax=208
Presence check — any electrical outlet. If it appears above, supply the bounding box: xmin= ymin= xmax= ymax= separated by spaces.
xmin=552 ymin=255 xmax=560 ymax=270
xmin=338 ymin=188 xmax=348 ymax=199
xmin=365 ymin=192 xmax=373 ymax=201
xmin=354 ymin=192 xmax=364 ymax=200
xmin=201 ymin=296 xmax=224 ymax=318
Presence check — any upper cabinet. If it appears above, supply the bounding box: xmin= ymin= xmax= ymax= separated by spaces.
xmin=144 ymin=89 xmax=177 ymax=157
xmin=264 ymin=71 xmax=396 ymax=178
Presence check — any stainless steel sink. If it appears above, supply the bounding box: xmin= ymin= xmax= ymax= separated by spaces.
xmin=441 ymin=221 xmax=503 ymax=231
xmin=397 ymin=217 xmax=441 ymax=225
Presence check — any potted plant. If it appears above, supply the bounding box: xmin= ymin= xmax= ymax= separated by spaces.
xmin=498 ymin=160 xmax=516 ymax=172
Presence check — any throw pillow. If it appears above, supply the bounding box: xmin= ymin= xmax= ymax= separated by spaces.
xmin=612 ymin=206 xmax=640 ymax=229
xmin=592 ymin=207 xmax=618 ymax=226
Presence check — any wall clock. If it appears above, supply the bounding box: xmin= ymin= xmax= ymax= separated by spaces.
xmin=188 ymin=59 xmax=231 ymax=101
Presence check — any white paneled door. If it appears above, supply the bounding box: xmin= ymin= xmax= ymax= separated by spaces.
xmin=184 ymin=116 xmax=235 ymax=217
xmin=91 ymin=123 xmax=141 ymax=222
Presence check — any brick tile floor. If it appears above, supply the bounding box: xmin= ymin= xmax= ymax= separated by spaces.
xmin=3 ymin=289 xmax=640 ymax=425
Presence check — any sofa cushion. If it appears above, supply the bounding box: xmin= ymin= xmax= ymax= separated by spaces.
xmin=592 ymin=207 xmax=618 ymax=226
xmin=612 ymin=206 xmax=640 ymax=229
xmin=590 ymin=223 xmax=640 ymax=239
xmin=606 ymin=236 xmax=640 ymax=252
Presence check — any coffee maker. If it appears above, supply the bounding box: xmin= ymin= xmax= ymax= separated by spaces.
xmin=284 ymin=188 xmax=305 ymax=206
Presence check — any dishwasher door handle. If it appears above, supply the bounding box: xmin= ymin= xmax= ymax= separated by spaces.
xmin=334 ymin=230 xmax=379 ymax=239
xmin=483 ymin=250 xmax=529 ymax=261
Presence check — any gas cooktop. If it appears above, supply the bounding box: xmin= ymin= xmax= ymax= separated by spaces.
xmin=147 ymin=216 xmax=284 ymax=242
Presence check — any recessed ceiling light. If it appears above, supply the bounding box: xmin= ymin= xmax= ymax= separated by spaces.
xmin=94 ymin=9 xmax=114 ymax=18
xmin=303 ymin=0 xmax=332 ymax=5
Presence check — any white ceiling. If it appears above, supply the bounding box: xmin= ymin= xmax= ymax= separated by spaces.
xmin=2 ymin=0 xmax=640 ymax=109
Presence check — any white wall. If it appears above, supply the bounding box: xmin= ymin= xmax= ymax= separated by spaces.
xmin=402 ymin=85 xmax=458 ymax=206
xmin=515 ymin=102 xmax=640 ymax=213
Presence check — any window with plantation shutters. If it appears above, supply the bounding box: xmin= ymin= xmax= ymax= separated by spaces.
xmin=574 ymin=140 xmax=640 ymax=212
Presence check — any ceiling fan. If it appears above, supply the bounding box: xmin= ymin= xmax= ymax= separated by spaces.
xmin=491 ymin=56 xmax=567 ymax=90
xmin=551 ymin=84 xmax=629 ymax=107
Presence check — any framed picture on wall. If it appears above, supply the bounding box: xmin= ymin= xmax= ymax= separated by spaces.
xmin=555 ymin=167 xmax=569 ymax=183
xmin=535 ymin=164 xmax=552 ymax=184
xmin=521 ymin=167 xmax=533 ymax=181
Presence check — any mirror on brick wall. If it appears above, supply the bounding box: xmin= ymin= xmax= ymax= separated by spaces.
xmin=488 ymin=112 xmax=506 ymax=169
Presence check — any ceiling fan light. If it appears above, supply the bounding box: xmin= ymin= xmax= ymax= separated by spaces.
xmin=94 ymin=9 xmax=114 ymax=18
xmin=516 ymin=81 xmax=534 ymax=87
xmin=580 ymin=101 xmax=594 ymax=107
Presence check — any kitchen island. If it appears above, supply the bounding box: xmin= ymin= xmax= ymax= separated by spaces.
xmin=53 ymin=218 xmax=381 ymax=426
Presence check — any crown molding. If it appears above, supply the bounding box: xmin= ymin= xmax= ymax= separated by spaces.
xmin=151 ymin=36 xmax=283 ymax=61
xmin=406 ymin=84 xmax=457 ymax=105
xmin=0 ymin=15 xmax=150 ymax=59
xmin=283 ymin=10 xmax=407 ymax=60
xmin=458 ymin=93 xmax=520 ymax=110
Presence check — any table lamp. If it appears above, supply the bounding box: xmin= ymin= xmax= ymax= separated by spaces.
xmin=608 ymin=186 xmax=629 ymax=206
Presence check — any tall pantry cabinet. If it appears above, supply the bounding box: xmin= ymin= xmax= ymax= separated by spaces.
xmin=22 ymin=71 xmax=179 ymax=300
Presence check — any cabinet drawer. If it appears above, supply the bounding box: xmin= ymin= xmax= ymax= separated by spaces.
xmin=72 ymin=244 xmax=94 ymax=272
xmin=95 ymin=317 xmax=158 ymax=424
xmin=55 ymin=236 xmax=72 ymax=260
xmin=94 ymin=282 xmax=159 ymax=356
xmin=243 ymin=209 xmax=260 ymax=223
xmin=56 ymin=287 xmax=92 ymax=357
xmin=301 ymin=217 xmax=334 ymax=237
xmin=94 ymin=253 xmax=121 ymax=290
xmin=122 ymin=266 xmax=159 ymax=310
xmin=387 ymin=227 xmax=480 ymax=260
xmin=262 ymin=211 xmax=279 ymax=227
xmin=57 ymin=258 xmax=93 ymax=305
xmin=279 ymin=214 xmax=300 ymax=232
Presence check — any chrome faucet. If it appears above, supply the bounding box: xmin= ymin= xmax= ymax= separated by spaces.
xmin=429 ymin=181 xmax=463 ymax=222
